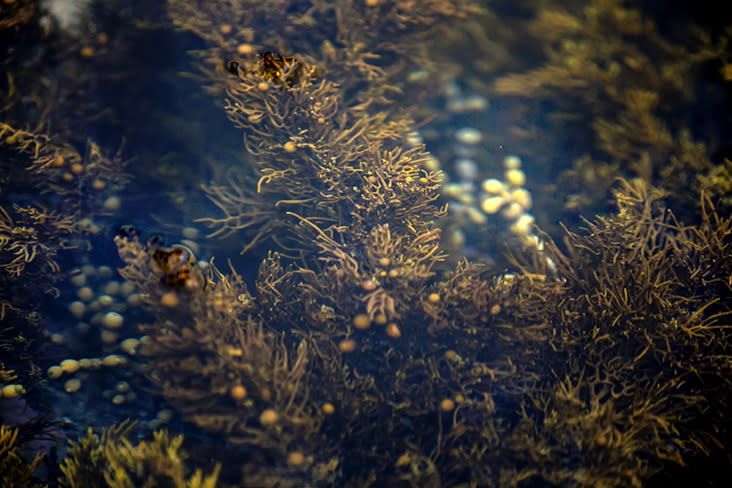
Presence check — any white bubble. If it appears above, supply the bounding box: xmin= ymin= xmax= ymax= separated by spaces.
xmin=455 ymin=127 xmax=482 ymax=145
xmin=103 ymin=196 xmax=121 ymax=211
xmin=182 ymin=227 xmax=200 ymax=240
xmin=455 ymin=159 xmax=479 ymax=182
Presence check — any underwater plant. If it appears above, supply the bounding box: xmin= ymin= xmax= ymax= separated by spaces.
xmin=1 ymin=0 xmax=731 ymax=487
xmin=0 ymin=424 xmax=44 ymax=488
xmin=59 ymin=420 xmax=220 ymax=488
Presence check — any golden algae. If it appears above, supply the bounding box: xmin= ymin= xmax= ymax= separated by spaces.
xmin=105 ymin=1 xmax=732 ymax=485
xmin=59 ymin=420 xmax=220 ymax=488
xmin=1 ymin=0 xmax=731 ymax=486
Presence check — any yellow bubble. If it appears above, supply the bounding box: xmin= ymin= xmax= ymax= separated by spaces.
xmin=338 ymin=339 xmax=357 ymax=353
xmin=120 ymin=338 xmax=140 ymax=355
xmin=481 ymin=178 xmax=505 ymax=195
xmin=120 ymin=281 xmax=136 ymax=296
xmin=480 ymin=196 xmax=505 ymax=215
xmin=70 ymin=272 xmax=86 ymax=287
xmin=100 ymin=329 xmax=118 ymax=345
xmin=237 ymin=43 xmax=254 ymax=55
xmin=322 ymin=403 xmax=335 ymax=415
xmin=160 ymin=292 xmax=179 ymax=307
xmin=509 ymin=214 xmax=535 ymax=237
xmin=510 ymin=188 xmax=532 ymax=211
xmin=60 ymin=359 xmax=80 ymax=374
xmin=102 ymin=354 xmax=126 ymax=367
xmin=259 ymin=408 xmax=279 ymax=426
xmin=440 ymin=398 xmax=455 ymax=412
xmin=103 ymin=281 xmax=121 ymax=295
xmin=503 ymin=155 xmax=522 ymax=170
xmin=352 ymin=314 xmax=371 ymax=330
xmin=424 ymin=156 xmax=441 ymax=171
xmin=385 ymin=323 xmax=401 ymax=338
xmin=505 ymin=169 xmax=526 ymax=188
xmin=77 ymin=286 xmax=94 ymax=302
xmin=102 ymin=311 xmax=124 ymax=329
xmin=64 ymin=378 xmax=82 ymax=393
xmin=500 ymin=202 xmax=523 ymax=221
xmin=361 ymin=279 xmax=377 ymax=291
xmin=1 ymin=384 xmax=24 ymax=398
xmin=230 ymin=385 xmax=247 ymax=400
xmin=47 ymin=366 xmax=63 ymax=379
xmin=287 ymin=451 xmax=305 ymax=467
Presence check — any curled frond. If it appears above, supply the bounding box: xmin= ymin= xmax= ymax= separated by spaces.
xmin=0 ymin=204 xmax=77 ymax=277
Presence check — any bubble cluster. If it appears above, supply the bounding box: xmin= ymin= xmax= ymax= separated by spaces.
xmin=409 ymin=93 xmax=558 ymax=276
xmin=0 ymin=384 xmax=25 ymax=399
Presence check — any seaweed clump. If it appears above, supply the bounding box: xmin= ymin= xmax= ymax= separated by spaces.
xmin=105 ymin=1 xmax=732 ymax=486
xmin=1 ymin=0 xmax=132 ymax=415
xmin=496 ymin=179 xmax=732 ymax=486
xmin=0 ymin=424 xmax=44 ymax=488
xmin=444 ymin=0 xmax=731 ymax=230
xmin=59 ymin=420 xmax=220 ymax=488
xmin=0 ymin=0 xmax=731 ymax=486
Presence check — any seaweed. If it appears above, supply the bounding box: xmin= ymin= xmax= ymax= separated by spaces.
xmin=59 ymin=420 xmax=220 ymax=488
xmin=0 ymin=1 xmax=731 ymax=486
xmin=0 ymin=424 xmax=44 ymax=488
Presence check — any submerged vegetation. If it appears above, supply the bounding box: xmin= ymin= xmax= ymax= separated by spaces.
xmin=1 ymin=0 xmax=731 ymax=486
